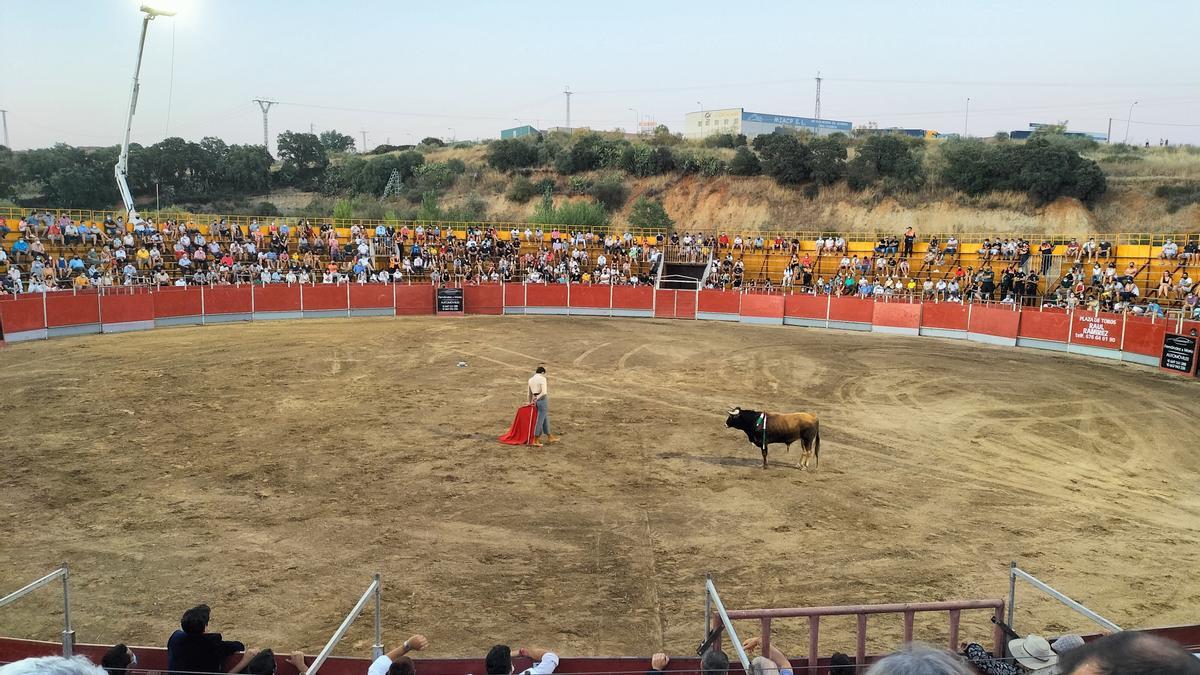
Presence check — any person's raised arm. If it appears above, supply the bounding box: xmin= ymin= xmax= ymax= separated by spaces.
xmin=384 ymin=634 xmax=429 ymax=662
xmin=518 ymin=647 xmax=559 ymax=674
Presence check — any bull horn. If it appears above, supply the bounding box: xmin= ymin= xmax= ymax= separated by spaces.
xmin=726 ymin=407 xmax=739 ymax=415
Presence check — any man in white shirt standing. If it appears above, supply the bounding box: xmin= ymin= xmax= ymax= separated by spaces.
xmin=367 ymin=634 xmax=428 ymax=675
xmin=527 ymin=366 xmax=559 ymax=446
xmin=485 ymin=645 xmax=559 ymax=675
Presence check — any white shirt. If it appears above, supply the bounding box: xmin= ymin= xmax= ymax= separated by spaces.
xmin=521 ymin=653 xmax=559 ymax=675
xmin=368 ymin=656 xmax=394 ymax=675
xmin=528 ymin=373 xmax=548 ymax=400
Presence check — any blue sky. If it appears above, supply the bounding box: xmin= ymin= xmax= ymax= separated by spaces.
xmin=2 ymin=0 xmax=1198 ymax=150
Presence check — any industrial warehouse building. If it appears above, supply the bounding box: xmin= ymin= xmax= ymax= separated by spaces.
xmin=683 ymin=108 xmax=852 ymax=140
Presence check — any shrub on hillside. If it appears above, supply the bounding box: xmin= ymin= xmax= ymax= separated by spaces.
xmin=702 ymin=133 xmax=738 ymax=149
xmin=940 ymin=136 xmax=1106 ymax=205
xmin=506 ymin=175 xmax=538 ymax=203
xmin=1154 ymin=183 xmax=1200 ymax=213
xmin=620 ymin=144 xmax=677 ymax=177
xmin=729 ymin=146 xmax=762 ymax=176
xmin=588 ymin=174 xmax=628 ymax=211
xmin=487 ymin=139 xmax=540 ymax=171
xmin=529 ymin=193 xmax=609 ymax=227
xmin=555 ymin=133 xmax=628 ymax=173
xmin=627 ymin=196 xmax=674 ymax=231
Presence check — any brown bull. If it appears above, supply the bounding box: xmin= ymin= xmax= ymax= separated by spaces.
xmin=724 ymin=406 xmax=821 ymax=470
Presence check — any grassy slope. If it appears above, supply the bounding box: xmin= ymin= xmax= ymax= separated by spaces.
xmin=273 ymin=143 xmax=1200 ymax=236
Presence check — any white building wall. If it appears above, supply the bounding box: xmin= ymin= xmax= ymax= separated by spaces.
xmin=683 ymin=108 xmax=743 ymax=140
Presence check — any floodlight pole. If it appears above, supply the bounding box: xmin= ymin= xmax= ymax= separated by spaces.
xmin=1123 ymin=101 xmax=1138 ymax=144
xmin=115 ymin=5 xmax=174 ymax=224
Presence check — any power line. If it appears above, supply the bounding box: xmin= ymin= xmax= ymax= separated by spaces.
xmin=1112 ymin=117 xmax=1200 ymax=128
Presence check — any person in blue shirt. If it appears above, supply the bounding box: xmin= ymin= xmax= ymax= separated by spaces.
xmin=1146 ymin=300 xmax=1164 ymax=318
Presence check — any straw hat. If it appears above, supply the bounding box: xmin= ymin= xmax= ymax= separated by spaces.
xmin=1009 ymin=635 xmax=1058 ymax=670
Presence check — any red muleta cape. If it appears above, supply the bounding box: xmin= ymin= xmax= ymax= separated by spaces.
xmin=499 ymin=404 xmax=539 ymax=445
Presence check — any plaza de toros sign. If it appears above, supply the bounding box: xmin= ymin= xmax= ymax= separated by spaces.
xmin=1071 ymin=313 xmax=1120 ymax=347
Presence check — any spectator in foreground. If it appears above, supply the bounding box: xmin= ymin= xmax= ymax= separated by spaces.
xmin=829 ymin=652 xmax=855 ymax=675
xmin=0 ymin=656 xmax=107 ymax=675
xmin=741 ymin=636 xmax=792 ymax=675
xmin=1058 ymin=631 xmax=1200 ymax=675
xmin=100 ymin=644 xmax=139 ymax=675
xmin=485 ymin=644 xmax=559 ymax=675
xmin=167 ymin=603 xmax=256 ymax=674
xmin=648 ymin=646 xmax=728 ymax=675
xmin=368 ymin=634 xmax=429 ymax=675
xmin=241 ymin=649 xmax=313 ymax=675
xmin=868 ymin=643 xmax=972 ymax=675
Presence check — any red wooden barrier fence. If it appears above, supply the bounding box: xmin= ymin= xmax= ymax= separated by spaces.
xmin=0 ymin=285 xmax=1190 ymax=376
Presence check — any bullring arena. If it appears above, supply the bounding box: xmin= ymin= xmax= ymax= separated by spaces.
xmin=2 ymin=301 xmax=1199 ymax=661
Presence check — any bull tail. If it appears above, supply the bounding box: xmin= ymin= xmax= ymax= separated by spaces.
xmin=814 ymin=422 xmax=821 ymax=468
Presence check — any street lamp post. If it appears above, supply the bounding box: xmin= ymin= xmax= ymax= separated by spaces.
xmin=628 ymin=107 xmax=640 ymax=135
xmin=964 ymin=97 xmax=971 ymax=138
xmin=115 ymin=3 xmax=176 ymax=224
xmin=1123 ymin=100 xmax=1139 ymax=144
xmin=696 ymin=101 xmax=704 ymax=112
xmin=447 ymin=127 xmax=456 ymax=142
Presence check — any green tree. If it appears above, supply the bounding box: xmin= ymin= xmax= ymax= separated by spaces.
xmin=846 ymin=135 xmax=925 ymax=191
xmin=420 ymin=137 xmax=446 ymax=147
xmin=729 ymin=146 xmax=762 ymax=176
xmin=352 ymin=151 xmax=424 ymax=195
xmin=620 ymin=144 xmax=676 ymax=177
xmin=276 ymin=131 xmax=329 ymax=187
xmin=752 ymin=133 xmax=812 ymax=185
xmin=219 ymin=144 xmax=273 ymax=194
xmin=319 ymin=130 xmax=357 ymax=153
xmin=808 ymin=134 xmax=848 ymax=185
xmin=412 ymin=162 xmax=457 ymax=191
xmin=486 ymin=138 xmax=539 ymax=171
xmin=627 ymin=196 xmax=674 ymax=231
xmin=0 ymin=145 xmax=18 ymax=199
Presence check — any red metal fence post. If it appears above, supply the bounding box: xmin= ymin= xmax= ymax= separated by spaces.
xmin=807 ymin=617 xmax=820 ymax=670
xmin=856 ymin=614 xmax=868 ymax=666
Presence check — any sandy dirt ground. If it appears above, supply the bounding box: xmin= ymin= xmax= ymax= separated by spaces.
xmin=1 ymin=317 xmax=1198 ymax=660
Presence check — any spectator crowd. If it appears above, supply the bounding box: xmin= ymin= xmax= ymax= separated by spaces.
xmin=2 ymin=212 xmax=1197 ymax=319
xmin=3 ymin=606 xmax=1198 ymax=675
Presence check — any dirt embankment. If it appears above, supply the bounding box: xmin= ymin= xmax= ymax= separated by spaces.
xmin=430 ymin=172 xmax=1200 ymax=236
xmin=274 ymin=144 xmax=1200 ymax=236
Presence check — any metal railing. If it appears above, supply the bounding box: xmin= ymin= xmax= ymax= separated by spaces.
xmin=308 ymin=573 xmax=384 ymax=675
xmin=726 ymin=599 xmax=1005 ymax=670
xmin=702 ymin=577 xmax=752 ymax=674
xmin=1007 ymin=562 xmax=1122 ymax=635
xmin=4 ymin=207 xmax=1199 ymax=251
xmin=0 ymin=564 xmax=74 ymax=657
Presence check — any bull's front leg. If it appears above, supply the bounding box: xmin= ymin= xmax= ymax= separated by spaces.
xmin=761 ymin=444 xmax=768 ymax=469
